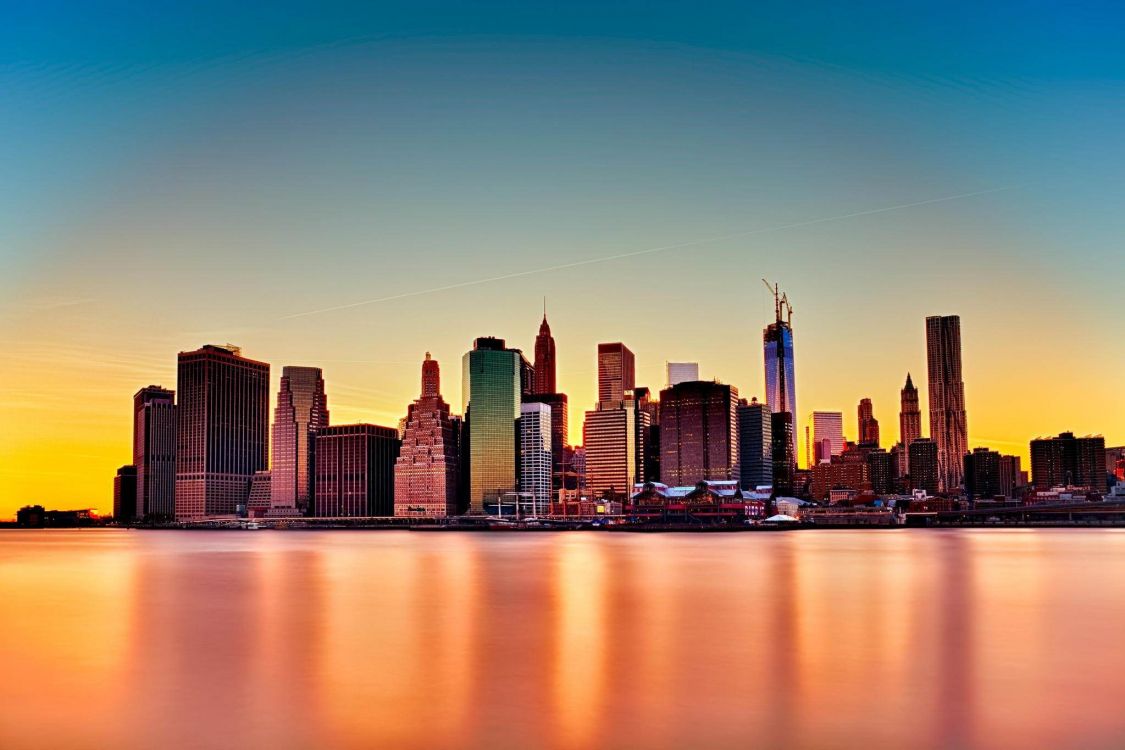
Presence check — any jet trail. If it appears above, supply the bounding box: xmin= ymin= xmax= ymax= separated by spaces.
xmin=281 ymin=185 xmax=1014 ymax=320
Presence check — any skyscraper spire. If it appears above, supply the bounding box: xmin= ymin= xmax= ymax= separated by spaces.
xmin=421 ymin=351 xmax=440 ymax=398
xmin=533 ymin=310 xmax=556 ymax=395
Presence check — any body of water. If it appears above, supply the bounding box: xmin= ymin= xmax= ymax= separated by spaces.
xmin=2 ymin=529 xmax=1124 ymax=749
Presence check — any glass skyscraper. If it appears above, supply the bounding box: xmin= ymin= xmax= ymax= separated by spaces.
xmin=764 ymin=320 xmax=797 ymax=462
xmin=463 ymin=337 xmax=524 ymax=514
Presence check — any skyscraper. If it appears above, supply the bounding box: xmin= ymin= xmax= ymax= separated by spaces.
xmin=771 ymin=412 xmax=796 ymax=497
xmin=806 ymin=411 xmax=844 ymax=466
xmin=866 ymin=449 xmax=896 ymax=495
xmin=463 ymin=337 xmax=524 ymax=513
xmin=395 ymin=353 xmax=461 ymax=517
xmin=926 ymin=315 xmax=968 ymax=491
xmin=270 ymin=366 xmax=328 ymax=515
xmin=659 ymin=380 xmax=740 ymax=486
xmin=533 ymin=313 xmax=556 ymax=395
xmin=964 ymin=447 xmax=1002 ymax=501
xmin=763 ymin=283 xmax=797 ymax=463
xmin=315 ymin=424 xmax=400 ymax=516
xmin=666 ymin=362 xmax=700 ymax=387
xmin=738 ymin=398 xmax=773 ymax=490
xmin=909 ymin=438 xmax=939 ymax=495
xmin=1030 ymin=432 xmax=1107 ymax=491
xmin=597 ymin=342 xmax=635 ymax=403
xmin=583 ymin=401 xmax=637 ymax=499
xmin=175 ymin=345 xmax=269 ymax=520
xmin=113 ymin=465 xmax=137 ymax=521
xmin=133 ymin=385 xmax=176 ymax=520
xmin=519 ymin=402 xmax=552 ymax=516
xmin=858 ymin=398 xmax=880 ymax=447
xmin=899 ymin=372 xmax=923 ymax=473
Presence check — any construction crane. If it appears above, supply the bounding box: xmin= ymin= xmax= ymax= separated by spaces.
xmin=761 ymin=279 xmax=793 ymax=324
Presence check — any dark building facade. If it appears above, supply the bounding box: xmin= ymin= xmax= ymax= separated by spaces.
xmin=658 ymin=380 xmax=740 ymax=487
xmin=175 ymin=345 xmax=270 ymax=519
xmin=908 ymin=438 xmax=939 ymax=495
xmin=738 ymin=397 xmax=773 ymax=490
xmin=133 ymin=385 xmax=176 ymax=520
xmin=964 ymin=447 xmax=1003 ymax=501
xmin=771 ymin=411 xmax=796 ymax=497
xmin=899 ymin=373 xmax=922 ymax=474
xmin=1030 ymin=432 xmax=1107 ymax=491
xmin=858 ymin=398 xmax=880 ymax=448
xmin=315 ymin=424 xmax=401 ymax=516
xmin=113 ymin=465 xmax=137 ymax=520
xmin=866 ymin=449 xmax=896 ymax=496
xmin=533 ymin=314 xmax=557 ymax=395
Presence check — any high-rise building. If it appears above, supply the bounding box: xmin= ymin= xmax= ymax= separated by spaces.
xmin=1030 ymin=432 xmax=1108 ymax=491
xmin=533 ymin=313 xmax=557 ymax=395
xmin=523 ymin=391 xmax=569 ymax=492
xmin=867 ymin=449 xmax=896 ymax=495
xmin=858 ymin=398 xmax=880 ymax=448
xmin=964 ymin=447 xmax=1002 ymax=501
xmin=763 ymin=284 xmax=798 ymax=462
xmin=113 ymin=465 xmax=137 ymax=521
xmin=315 ymin=424 xmax=400 ymax=516
xmin=806 ymin=411 xmax=844 ymax=466
xmin=247 ymin=470 xmax=271 ymax=515
xmin=926 ymin=316 xmax=968 ymax=491
xmin=133 ymin=385 xmax=176 ymax=520
xmin=395 ymin=353 xmax=461 ymax=518
xmin=659 ymin=380 xmax=740 ymax=486
xmin=463 ymin=337 xmax=525 ymax=513
xmin=899 ymin=373 xmax=922 ymax=473
xmin=908 ymin=438 xmax=939 ymax=495
xmin=738 ymin=398 xmax=773 ymax=491
xmin=771 ymin=412 xmax=796 ymax=497
xmin=270 ymin=366 xmax=328 ymax=515
xmin=666 ymin=362 xmax=700 ymax=387
xmin=583 ymin=401 xmax=637 ymax=500
xmin=519 ymin=402 xmax=553 ymax=516
xmin=634 ymin=387 xmax=660 ymax=483
xmin=597 ymin=343 xmax=635 ymax=403
xmin=998 ymin=454 xmax=1022 ymax=498
xmin=175 ymin=345 xmax=270 ymax=520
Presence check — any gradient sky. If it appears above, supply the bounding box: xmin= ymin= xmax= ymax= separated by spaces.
xmin=2 ymin=1 xmax=1124 ymax=516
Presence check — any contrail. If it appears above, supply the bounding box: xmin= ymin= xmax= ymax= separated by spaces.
xmin=281 ymin=185 xmax=1014 ymax=320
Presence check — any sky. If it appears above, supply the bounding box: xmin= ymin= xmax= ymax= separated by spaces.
xmin=2 ymin=1 xmax=1124 ymax=516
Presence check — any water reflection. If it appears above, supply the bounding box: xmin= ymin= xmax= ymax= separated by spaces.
xmin=4 ymin=529 xmax=1125 ymax=749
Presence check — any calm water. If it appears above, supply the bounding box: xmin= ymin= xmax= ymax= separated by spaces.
xmin=3 ymin=529 xmax=1125 ymax=750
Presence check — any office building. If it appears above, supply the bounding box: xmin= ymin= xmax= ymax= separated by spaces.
xmin=867 ymin=449 xmax=896 ymax=495
xmin=315 ymin=424 xmax=400 ymax=516
xmin=858 ymin=398 xmax=880 ymax=447
xmin=998 ymin=454 xmax=1022 ymax=498
xmin=597 ymin=342 xmax=635 ymax=403
xmin=964 ymin=447 xmax=1003 ymax=501
xmin=810 ymin=455 xmax=869 ymax=501
xmin=764 ymin=284 xmax=798 ymax=462
xmin=634 ymin=387 xmax=660 ymax=483
xmin=133 ymin=385 xmax=176 ymax=520
xmin=926 ymin=315 xmax=969 ymax=491
xmin=666 ymin=362 xmax=700 ymax=387
xmin=583 ymin=400 xmax=637 ymax=500
xmin=899 ymin=373 xmax=922 ymax=473
xmin=247 ymin=470 xmax=271 ymax=515
xmin=395 ymin=353 xmax=461 ymax=517
xmin=1030 ymin=432 xmax=1107 ymax=491
xmin=519 ymin=402 xmax=553 ymax=516
xmin=113 ymin=465 xmax=137 ymax=521
xmin=806 ymin=411 xmax=844 ymax=467
xmin=908 ymin=438 xmax=939 ymax=495
xmin=270 ymin=366 xmax=329 ymax=515
xmin=738 ymin=397 xmax=773 ymax=491
xmin=533 ymin=312 xmax=557 ymax=395
xmin=463 ymin=337 xmax=525 ymax=513
xmin=771 ymin=411 xmax=796 ymax=497
xmin=175 ymin=345 xmax=270 ymax=520
xmin=659 ymin=380 xmax=740 ymax=486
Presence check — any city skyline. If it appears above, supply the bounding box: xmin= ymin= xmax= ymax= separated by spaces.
xmin=4 ymin=2 xmax=1125 ymax=517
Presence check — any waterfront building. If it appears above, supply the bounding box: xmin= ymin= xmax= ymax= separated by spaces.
xmin=666 ymin=362 xmax=700 ymax=387
xmin=926 ymin=316 xmax=969 ymax=491
xmin=270 ymin=366 xmax=328 ymax=515
xmin=315 ymin=424 xmax=400 ymax=516
xmin=597 ymin=342 xmax=635 ymax=403
xmin=1030 ymin=432 xmax=1108 ymax=491
xmin=583 ymin=400 xmax=637 ymax=500
xmin=771 ymin=411 xmax=796 ymax=497
xmin=866 ymin=449 xmax=896 ymax=495
xmin=463 ymin=337 xmax=525 ymax=513
xmin=998 ymin=454 xmax=1023 ymax=498
xmin=763 ymin=284 xmax=798 ymax=462
xmin=858 ymin=398 xmax=880 ymax=447
xmin=659 ymin=380 xmax=740 ymax=487
xmin=634 ymin=387 xmax=660 ymax=483
xmin=247 ymin=471 xmax=271 ymax=515
xmin=133 ymin=385 xmax=176 ymax=520
xmin=899 ymin=373 xmax=923 ymax=473
xmin=523 ymin=392 xmax=568 ymax=491
xmin=1107 ymin=446 xmax=1125 ymax=486
xmin=908 ymin=438 xmax=940 ymax=495
xmin=738 ymin=397 xmax=773 ymax=491
xmin=175 ymin=345 xmax=270 ymax=520
xmin=519 ymin=402 xmax=553 ymax=516
xmin=810 ymin=455 xmax=869 ymax=502
xmin=964 ymin=447 xmax=1003 ymax=501
xmin=113 ymin=465 xmax=137 ymax=521
xmin=395 ymin=353 xmax=461 ymax=517
xmin=806 ymin=411 xmax=844 ymax=467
